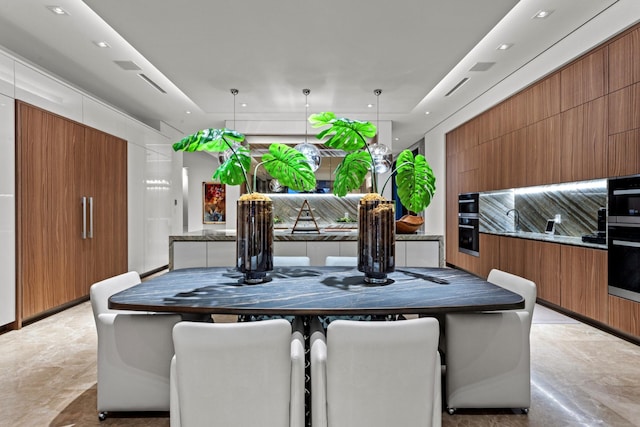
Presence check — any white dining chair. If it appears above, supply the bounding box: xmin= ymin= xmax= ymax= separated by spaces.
xmin=273 ymin=256 xmax=311 ymax=266
xmin=324 ymin=256 xmax=357 ymax=266
xmin=445 ymin=268 xmax=537 ymax=414
xmin=311 ymin=316 xmax=442 ymax=427
xmin=90 ymin=271 xmax=182 ymax=421
xmin=170 ymin=318 xmax=305 ymax=427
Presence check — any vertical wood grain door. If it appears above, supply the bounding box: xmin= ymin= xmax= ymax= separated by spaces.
xmin=16 ymin=102 xmax=127 ymax=324
xmin=17 ymin=102 xmax=86 ymax=320
xmin=83 ymin=127 xmax=128 ymax=289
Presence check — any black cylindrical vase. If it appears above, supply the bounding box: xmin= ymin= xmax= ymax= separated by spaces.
xmin=358 ymin=199 xmax=395 ymax=284
xmin=236 ymin=199 xmax=273 ymax=284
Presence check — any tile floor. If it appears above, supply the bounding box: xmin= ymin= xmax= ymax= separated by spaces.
xmin=1 ymin=302 xmax=639 ymax=426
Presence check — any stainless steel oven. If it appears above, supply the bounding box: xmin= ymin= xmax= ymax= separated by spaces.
xmin=458 ymin=193 xmax=479 ymax=256
xmin=608 ymin=175 xmax=640 ymax=303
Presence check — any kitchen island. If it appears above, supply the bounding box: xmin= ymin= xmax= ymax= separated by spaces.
xmin=169 ymin=230 xmax=444 ymax=270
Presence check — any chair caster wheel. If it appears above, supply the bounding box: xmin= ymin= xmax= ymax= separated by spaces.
xmin=447 ymin=408 xmax=456 ymax=415
xmin=98 ymin=412 xmax=107 ymax=421
xmin=522 ymin=408 xmax=529 ymax=414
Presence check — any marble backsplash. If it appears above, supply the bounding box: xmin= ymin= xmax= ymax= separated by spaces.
xmin=269 ymin=193 xmax=362 ymax=228
xmin=480 ymin=180 xmax=607 ymax=236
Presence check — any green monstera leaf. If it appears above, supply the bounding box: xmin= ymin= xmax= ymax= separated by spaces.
xmin=333 ymin=151 xmax=372 ymax=197
xmin=173 ymin=127 xmax=251 ymax=188
xmin=212 ymin=145 xmax=251 ymax=186
xmin=395 ymin=150 xmax=436 ymax=213
xmin=261 ymin=143 xmax=316 ymax=192
xmin=172 ymin=128 xmax=244 ymax=152
xmin=309 ymin=112 xmax=376 ymax=152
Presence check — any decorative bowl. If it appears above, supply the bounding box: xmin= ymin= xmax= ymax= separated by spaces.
xmin=396 ymin=215 xmax=424 ymax=234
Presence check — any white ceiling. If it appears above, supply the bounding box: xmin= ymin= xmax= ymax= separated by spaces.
xmin=0 ymin=0 xmax=633 ymax=150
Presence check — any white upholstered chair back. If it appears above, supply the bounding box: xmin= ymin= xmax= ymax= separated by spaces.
xmin=170 ymin=318 xmax=304 ymax=427
xmin=89 ymin=271 xmax=181 ymax=419
xmin=312 ymin=317 xmax=442 ymax=427
xmin=324 ymin=256 xmax=357 ymax=266
xmin=273 ymin=256 xmax=311 ymax=266
xmin=90 ymin=270 xmax=141 ymax=321
xmin=487 ymin=268 xmax=537 ymax=329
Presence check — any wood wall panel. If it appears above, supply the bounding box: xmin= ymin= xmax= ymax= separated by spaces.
xmin=609 ymin=82 xmax=640 ymax=135
xmin=526 ymin=115 xmax=562 ymax=185
xmin=16 ymin=102 xmax=128 ymax=324
xmin=561 ymin=97 xmax=608 ymax=182
xmin=84 ymin=127 xmax=128 ymax=288
xmin=526 ymin=73 xmax=561 ymax=124
xmin=498 ymin=236 xmax=526 ymax=278
xmin=608 ymin=129 xmax=640 ymax=177
xmin=560 ymin=246 xmax=608 ymax=323
xmin=17 ymin=103 xmax=86 ymax=319
xmin=561 ymin=48 xmax=607 ymax=111
xmin=608 ymin=295 xmax=640 ymax=338
xmin=609 ymin=27 xmax=640 ymax=92
xmin=524 ymin=240 xmax=561 ymax=306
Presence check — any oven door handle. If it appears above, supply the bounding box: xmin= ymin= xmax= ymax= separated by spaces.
xmin=613 ymin=189 xmax=640 ymax=196
xmin=612 ymin=239 xmax=640 ymax=248
xmin=458 ymin=225 xmax=476 ymax=229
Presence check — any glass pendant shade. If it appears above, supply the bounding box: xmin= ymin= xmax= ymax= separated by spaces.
xmin=218 ymin=142 xmax=244 ymax=164
xmin=294 ymin=142 xmax=321 ymax=172
xmin=369 ymin=143 xmax=392 ymax=173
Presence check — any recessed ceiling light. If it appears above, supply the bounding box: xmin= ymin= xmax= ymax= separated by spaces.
xmin=185 ymin=110 xmax=191 ymax=115
xmin=533 ymin=10 xmax=553 ymax=19
xmin=241 ymin=103 xmax=247 ymax=107
xmin=93 ymin=41 xmax=110 ymax=48
xmin=497 ymin=43 xmax=513 ymax=51
xmin=47 ymin=6 xmax=69 ymax=15
xmin=425 ymin=111 xmax=430 ymax=115
xmin=394 ymin=137 xmax=399 ymax=141
xmin=367 ymin=104 xmax=374 ymax=108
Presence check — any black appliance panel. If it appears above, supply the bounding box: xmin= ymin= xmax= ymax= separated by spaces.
xmin=458 ymin=216 xmax=479 ymax=256
xmin=458 ymin=192 xmax=479 ymax=216
xmin=608 ymin=224 xmax=640 ymax=303
xmin=609 ymin=175 xmax=640 ymax=224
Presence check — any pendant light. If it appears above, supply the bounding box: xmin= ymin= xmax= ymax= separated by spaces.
xmin=369 ymin=88 xmax=392 ymax=174
xmin=220 ymin=88 xmax=243 ymax=163
xmin=294 ymin=88 xmax=321 ymax=172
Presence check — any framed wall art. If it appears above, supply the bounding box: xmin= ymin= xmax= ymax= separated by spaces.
xmin=203 ymin=182 xmax=226 ymax=224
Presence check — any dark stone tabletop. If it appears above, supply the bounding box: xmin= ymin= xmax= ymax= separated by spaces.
xmin=109 ymin=267 xmax=524 ymax=316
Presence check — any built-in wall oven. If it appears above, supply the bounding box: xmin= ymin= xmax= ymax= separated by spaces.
xmin=458 ymin=193 xmax=479 ymax=256
xmin=608 ymin=175 xmax=640 ymax=303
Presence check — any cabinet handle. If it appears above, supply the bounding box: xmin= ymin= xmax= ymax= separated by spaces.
xmin=81 ymin=197 xmax=87 ymax=239
xmin=612 ymin=239 xmax=640 ymax=248
xmin=458 ymin=225 xmax=476 ymax=229
xmin=613 ymin=189 xmax=640 ymax=196
xmin=89 ymin=197 xmax=94 ymax=239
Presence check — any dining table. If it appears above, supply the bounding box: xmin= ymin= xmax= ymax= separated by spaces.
xmin=108 ymin=266 xmax=524 ymax=315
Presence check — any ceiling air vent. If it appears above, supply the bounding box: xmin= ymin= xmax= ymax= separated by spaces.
xmin=138 ymin=74 xmax=167 ymax=94
xmin=445 ymin=77 xmax=469 ymax=97
xmin=469 ymin=62 xmax=495 ymax=72
xmin=114 ymin=60 xmax=142 ymax=71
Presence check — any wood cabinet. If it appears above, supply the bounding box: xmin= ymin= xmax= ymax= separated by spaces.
xmin=609 ymin=27 xmax=640 ymax=92
xmin=523 ymin=240 xmax=561 ymax=306
xmin=609 ymin=82 xmax=640 ymax=135
xmin=16 ymin=102 xmax=127 ymax=324
xmin=608 ymin=129 xmax=640 ymax=177
xmin=526 ymin=116 xmax=562 ymax=185
xmin=560 ymin=96 xmax=608 ymax=182
xmin=560 ymin=245 xmax=608 ymax=323
xmin=525 ymin=73 xmax=561 ymax=124
xmin=560 ymin=48 xmax=607 ymax=111
xmin=608 ymin=295 xmax=640 ymax=338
